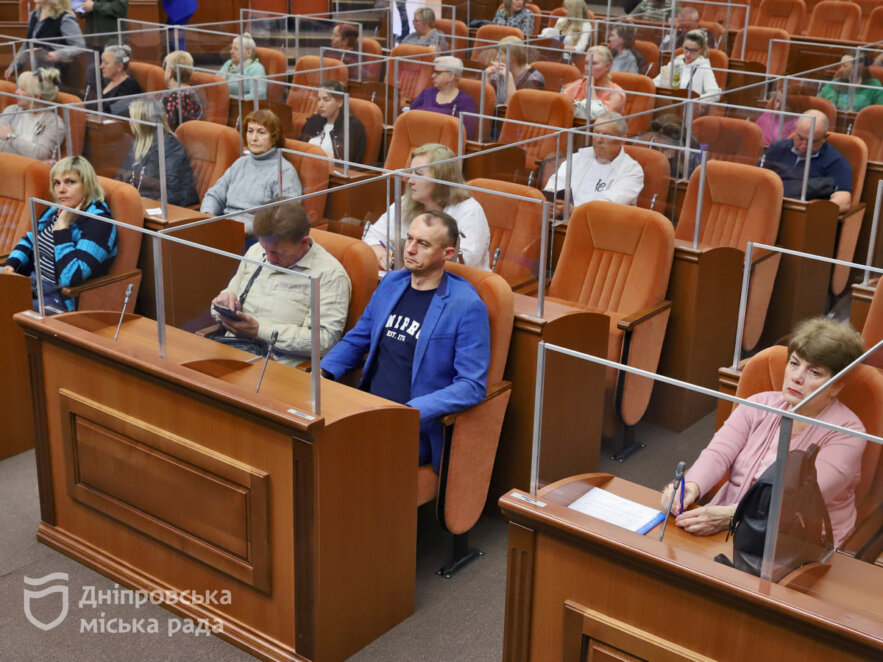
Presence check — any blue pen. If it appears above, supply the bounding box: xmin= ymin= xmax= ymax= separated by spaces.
xmin=679 ymin=479 xmax=685 ymax=515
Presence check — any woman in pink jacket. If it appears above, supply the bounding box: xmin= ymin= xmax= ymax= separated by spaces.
xmin=661 ymin=317 xmax=867 ymax=547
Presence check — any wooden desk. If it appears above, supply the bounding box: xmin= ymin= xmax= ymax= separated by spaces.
xmin=0 ymin=273 xmax=34 ymax=460
xmin=137 ymin=201 xmax=245 ymax=330
xmin=500 ymin=473 xmax=883 ymax=661
xmin=489 ymin=294 xmax=608 ymax=510
xmin=17 ymin=311 xmax=419 ymax=662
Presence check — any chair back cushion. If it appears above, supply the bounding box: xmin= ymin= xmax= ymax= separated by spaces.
xmin=676 ymin=160 xmax=783 ymax=248
xmin=853 ymin=105 xmax=883 ymax=164
xmin=457 ymin=77 xmax=495 ymax=140
xmin=256 ymin=46 xmax=288 ymax=103
xmin=731 ymin=27 xmax=790 ymax=76
xmin=467 ymin=177 xmax=546 ymax=286
xmin=444 ymin=261 xmax=514 ymax=386
xmin=826 ymin=132 xmax=868 ymax=203
xmin=623 ymin=145 xmax=671 ymax=212
xmin=310 ymin=228 xmax=378 ymax=331
xmin=384 ymin=110 xmax=460 ymax=170
xmin=806 ymin=0 xmax=861 ymax=40
xmin=498 ymin=89 xmax=573 ymax=168
xmin=633 ymin=39 xmax=660 ymax=77
xmin=692 ymin=115 xmax=765 ymax=165
xmin=757 ymin=0 xmax=807 ymax=34
xmin=96 ymin=177 xmax=145 ymax=277
xmin=175 ymin=120 xmax=242 ymax=198
xmin=129 ymin=61 xmax=165 ymax=92
xmin=435 ymin=18 xmax=468 ymax=53
xmin=189 ymin=71 xmax=230 ymax=125
xmin=387 ymin=45 xmax=435 ymax=105
xmin=287 ymin=56 xmax=349 ymax=122
xmin=0 ymin=154 xmax=50 ymax=254
xmin=528 ymin=60 xmax=578 ymax=93
xmin=472 ymin=25 xmax=525 ymax=60
xmin=609 ymin=71 xmax=655 ymax=134
xmin=349 ymin=97 xmax=383 ymax=165
xmin=283 ymin=139 xmax=331 ymax=226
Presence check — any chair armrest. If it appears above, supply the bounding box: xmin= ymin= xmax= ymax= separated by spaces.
xmin=440 ymin=381 xmax=512 ymax=426
xmin=838 ymin=201 xmax=866 ymax=220
xmin=617 ymin=300 xmax=672 ymax=332
xmin=60 ymin=269 xmax=141 ymax=298
xmin=510 ymin=276 xmax=539 ymax=293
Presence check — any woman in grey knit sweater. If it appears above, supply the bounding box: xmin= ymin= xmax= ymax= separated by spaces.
xmin=201 ymin=109 xmax=302 ymax=237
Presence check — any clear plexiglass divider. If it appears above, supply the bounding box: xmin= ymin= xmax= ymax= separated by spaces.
xmin=25 ymin=197 xmax=326 ymax=416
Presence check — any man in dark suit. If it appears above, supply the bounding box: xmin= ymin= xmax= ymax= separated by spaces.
xmin=321 ymin=210 xmax=490 ymax=472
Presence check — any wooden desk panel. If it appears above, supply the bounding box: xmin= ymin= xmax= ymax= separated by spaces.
xmin=18 ymin=312 xmax=418 ymax=662
xmin=0 ymin=274 xmax=35 ymax=460
xmin=489 ymin=295 xmax=608 ymax=509
xmin=500 ymin=474 xmax=883 ymax=662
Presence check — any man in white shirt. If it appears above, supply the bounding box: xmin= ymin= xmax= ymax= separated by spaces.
xmin=543 ymin=111 xmax=644 ymax=215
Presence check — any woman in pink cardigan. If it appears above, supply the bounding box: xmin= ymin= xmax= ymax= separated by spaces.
xmin=661 ymin=318 xmax=867 ymax=547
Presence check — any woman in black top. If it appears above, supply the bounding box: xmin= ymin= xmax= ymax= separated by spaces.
xmin=4 ymin=0 xmax=86 ymax=80
xmin=298 ymin=80 xmax=367 ymax=165
xmin=115 ymin=98 xmax=199 ymax=207
xmin=99 ymin=45 xmax=142 ymax=116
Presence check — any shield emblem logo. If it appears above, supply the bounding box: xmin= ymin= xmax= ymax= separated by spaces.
xmin=23 ymin=572 xmax=69 ymax=631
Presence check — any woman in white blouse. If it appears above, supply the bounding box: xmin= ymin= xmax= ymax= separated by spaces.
xmin=0 ymin=67 xmax=64 ymax=161
xmin=652 ymin=29 xmax=720 ymax=102
xmin=364 ymin=143 xmax=490 ymax=272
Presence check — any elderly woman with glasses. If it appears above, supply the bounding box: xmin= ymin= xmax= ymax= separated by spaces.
xmin=400 ymin=7 xmax=449 ymax=52
xmin=410 ymin=56 xmax=477 ymax=139
xmin=653 ymin=29 xmax=720 ymax=102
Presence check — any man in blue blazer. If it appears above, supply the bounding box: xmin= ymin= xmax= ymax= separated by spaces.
xmin=321 ymin=210 xmax=490 ymax=472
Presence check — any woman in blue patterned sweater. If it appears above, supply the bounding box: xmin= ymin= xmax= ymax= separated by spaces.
xmin=2 ymin=155 xmax=117 ymax=313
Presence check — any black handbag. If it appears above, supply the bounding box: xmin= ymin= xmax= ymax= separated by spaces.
xmin=715 ymin=443 xmax=832 ymax=582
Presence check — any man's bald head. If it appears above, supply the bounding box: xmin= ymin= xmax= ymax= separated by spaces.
xmin=793 ymin=110 xmax=829 ymax=157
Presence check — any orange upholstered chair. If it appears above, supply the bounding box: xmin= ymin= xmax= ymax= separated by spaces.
xmin=863 ymin=5 xmax=883 ymax=42
xmin=283 ymin=139 xmax=331 ymax=227
xmin=547 ymin=201 xmax=674 ymax=442
xmin=692 ymin=115 xmax=765 ymax=165
xmin=310 ymin=228 xmax=378 ymax=332
xmin=0 ymin=80 xmax=16 ymax=111
xmin=0 ymin=154 xmax=50 ymax=255
xmin=129 ymin=61 xmax=165 ymax=92
xmin=358 ymin=37 xmax=384 ymax=82
xmin=175 ymin=120 xmax=241 ymax=200
xmin=458 ymin=77 xmax=495 ymax=141
xmin=859 ymin=279 xmax=883 ymax=370
xmin=756 ymin=0 xmax=807 ymax=34
xmin=609 ymin=71 xmax=656 ymax=134
xmin=349 ymin=97 xmax=383 ymax=165
xmin=286 ymin=56 xmax=348 ymax=135
xmin=383 ymin=110 xmax=461 ymax=170
xmin=255 ymin=46 xmax=288 ymax=103
xmin=435 ymin=18 xmax=469 ymax=54
xmin=55 ymin=91 xmax=86 ymax=157
xmin=497 ymin=89 xmax=574 ymax=172
xmin=826 ymin=132 xmax=868 ymax=297
xmin=633 ymin=39 xmax=660 ymax=77
xmin=673 ymin=47 xmax=728 ymax=89
xmin=467 ymin=177 xmax=546 ymax=287
xmin=189 ymin=71 xmax=230 ymax=125
xmin=62 ymin=177 xmax=144 ymax=312
xmin=788 ymin=94 xmax=837 ymax=128
xmin=724 ymin=344 xmax=883 ymax=562
xmin=528 ymin=60 xmax=578 ymax=93
xmin=623 ymin=145 xmax=670 ymax=212
xmin=854 ymin=0 xmax=880 ymax=39
xmin=471 ymin=24 xmax=525 ymax=61
xmin=730 ymin=27 xmax=790 ymax=76
xmin=853 ymin=105 xmax=883 ymax=162
xmin=675 ymin=161 xmax=784 ymax=351
xmin=805 ymin=0 xmax=861 ymax=41
xmin=416 ymin=261 xmax=514 ymax=576
xmin=386 ymin=44 xmax=435 ymax=108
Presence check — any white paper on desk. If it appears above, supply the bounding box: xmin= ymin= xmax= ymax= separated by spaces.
xmin=145 ymin=207 xmax=163 ymax=217
xmin=568 ymin=488 xmax=665 ymax=535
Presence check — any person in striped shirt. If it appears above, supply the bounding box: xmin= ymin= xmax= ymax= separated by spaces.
xmin=2 ymin=155 xmax=117 ymax=313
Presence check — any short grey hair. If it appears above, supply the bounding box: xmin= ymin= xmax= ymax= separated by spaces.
xmin=434 ymin=56 xmax=463 ymax=77
xmin=105 ymin=45 xmax=131 ymax=69
xmin=595 ymin=111 xmax=628 ymax=136
xmin=234 ymin=33 xmax=257 ymax=59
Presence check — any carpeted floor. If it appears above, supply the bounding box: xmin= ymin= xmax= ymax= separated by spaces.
xmin=0 ymin=404 xmax=714 ymax=661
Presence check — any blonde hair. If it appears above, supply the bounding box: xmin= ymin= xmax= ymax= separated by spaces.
xmin=560 ymin=0 xmax=589 ymax=33
xmin=43 ymin=0 xmax=72 ymax=19
xmin=17 ymin=67 xmax=61 ymax=102
xmin=587 ymin=45 xmax=613 ymax=66
xmin=496 ymin=36 xmax=527 ymax=67
xmin=50 ymin=156 xmax=104 ymax=203
xmin=163 ymin=50 xmax=194 ymax=85
xmin=129 ymin=98 xmax=172 ymax=163
xmin=401 ymin=143 xmax=470 ymax=225
xmin=683 ymin=29 xmax=710 ymax=58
